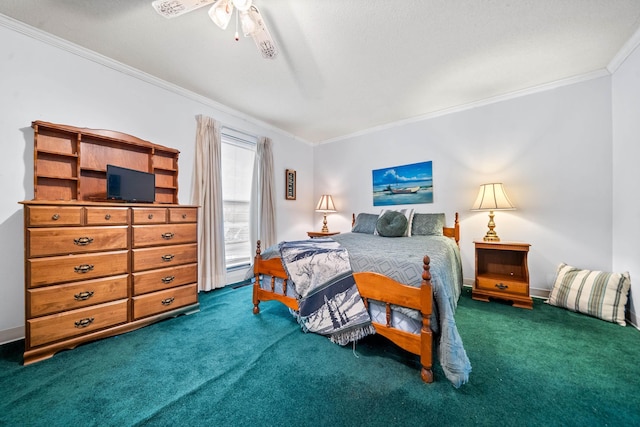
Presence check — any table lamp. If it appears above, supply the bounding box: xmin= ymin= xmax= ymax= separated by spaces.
xmin=471 ymin=183 xmax=515 ymax=242
xmin=315 ymin=194 xmax=337 ymax=233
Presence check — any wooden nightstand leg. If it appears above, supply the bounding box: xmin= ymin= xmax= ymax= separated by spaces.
xmin=472 ymin=291 xmax=491 ymax=303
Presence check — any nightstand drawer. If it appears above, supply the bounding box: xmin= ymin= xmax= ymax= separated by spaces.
xmin=476 ymin=276 xmax=528 ymax=296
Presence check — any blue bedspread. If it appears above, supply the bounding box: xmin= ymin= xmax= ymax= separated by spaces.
xmin=255 ymin=233 xmax=471 ymax=387
xmin=332 ymin=233 xmax=471 ymax=387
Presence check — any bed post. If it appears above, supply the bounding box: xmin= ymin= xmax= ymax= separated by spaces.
xmin=453 ymin=212 xmax=460 ymax=246
xmin=352 ymin=213 xmax=356 ymax=228
xmin=253 ymin=240 xmax=262 ymax=314
xmin=420 ymin=255 xmax=434 ymax=383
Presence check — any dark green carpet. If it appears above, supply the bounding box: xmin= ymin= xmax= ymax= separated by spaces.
xmin=1 ymin=286 xmax=639 ymax=426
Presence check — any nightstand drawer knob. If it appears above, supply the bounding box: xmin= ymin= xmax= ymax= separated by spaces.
xmin=495 ymin=283 xmax=508 ymax=290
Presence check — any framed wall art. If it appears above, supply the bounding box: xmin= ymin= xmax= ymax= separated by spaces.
xmin=372 ymin=160 xmax=433 ymax=206
xmin=285 ymin=169 xmax=296 ymax=200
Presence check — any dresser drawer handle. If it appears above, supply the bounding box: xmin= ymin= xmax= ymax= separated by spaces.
xmin=162 ymin=275 xmax=175 ymax=284
xmin=52 ymin=214 xmax=60 ymax=221
xmin=161 ymin=254 xmax=175 ymax=262
xmin=74 ymin=317 xmax=94 ymax=328
xmin=161 ymin=232 xmax=175 ymax=240
xmin=74 ymin=264 xmax=94 ymax=274
xmin=161 ymin=297 xmax=175 ymax=306
xmin=495 ymin=283 xmax=508 ymax=290
xmin=74 ymin=237 xmax=94 ymax=246
xmin=182 ymin=214 xmax=187 ymax=219
xmin=105 ymin=214 xmax=111 ymax=220
xmin=74 ymin=291 xmax=95 ymax=301
xmin=148 ymin=214 xmax=154 ymax=220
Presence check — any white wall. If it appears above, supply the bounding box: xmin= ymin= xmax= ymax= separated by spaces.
xmin=612 ymin=43 xmax=640 ymax=326
xmin=0 ymin=20 xmax=314 ymax=342
xmin=314 ymin=77 xmax=614 ymax=302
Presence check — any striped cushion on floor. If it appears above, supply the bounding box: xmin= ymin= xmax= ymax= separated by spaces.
xmin=547 ymin=263 xmax=631 ymax=326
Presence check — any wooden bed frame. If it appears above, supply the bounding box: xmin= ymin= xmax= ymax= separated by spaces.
xmin=252 ymin=213 xmax=460 ymax=383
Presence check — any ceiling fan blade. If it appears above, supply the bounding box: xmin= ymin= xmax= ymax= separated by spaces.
xmin=246 ymin=5 xmax=278 ymax=59
xmin=152 ymin=0 xmax=216 ymax=19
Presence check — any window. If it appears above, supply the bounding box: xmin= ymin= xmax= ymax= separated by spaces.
xmin=221 ymin=129 xmax=256 ymax=270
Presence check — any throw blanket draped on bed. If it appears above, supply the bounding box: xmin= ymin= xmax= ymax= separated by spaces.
xmin=279 ymin=239 xmax=376 ymax=345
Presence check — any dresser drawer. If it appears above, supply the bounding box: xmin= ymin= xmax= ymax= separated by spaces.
xmin=132 ymin=223 xmax=197 ymax=248
xmin=132 ymin=208 xmax=167 ymax=224
xmin=28 ymin=275 xmax=129 ymax=317
xmin=132 ymin=284 xmax=197 ymax=320
xmin=28 ymin=299 xmax=128 ymax=347
xmin=133 ymin=263 xmax=197 ymax=295
xmin=85 ymin=207 xmax=129 ymax=225
xmin=476 ymin=276 xmax=529 ymax=296
xmin=169 ymin=207 xmax=197 ymax=223
xmin=27 ymin=226 xmax=128 ymax=257
xmin=132 ymin=243 xmax=197 ymax=272
xmin=28 ymin=250 xmax=129 ymax=287
xmin=27 ymin=206 xmax=83 ymax=227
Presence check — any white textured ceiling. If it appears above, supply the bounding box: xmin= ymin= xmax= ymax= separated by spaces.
xmin=2 ymin=0 xmax=640 ymax=143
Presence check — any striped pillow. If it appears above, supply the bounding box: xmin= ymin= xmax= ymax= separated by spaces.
xmin=547 ymin=263 xmax=631 ymax=326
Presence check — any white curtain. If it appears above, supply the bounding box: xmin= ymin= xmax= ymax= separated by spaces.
xmin=250 ymin=136 xmax=277 ymax=251
xmin=192 ymin=115 xmax=226 ymax=291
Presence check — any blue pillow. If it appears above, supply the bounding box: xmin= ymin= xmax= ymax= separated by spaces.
xmin=411 ymin=213 xmax=445 ymax=236
xmin=352 ymin=213 xmax=378 ymax=234
xmin=376 ymin=211 xmax=408 ymax=237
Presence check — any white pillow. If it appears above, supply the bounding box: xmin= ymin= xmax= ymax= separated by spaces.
xmin=374 ymin=208 xmax=414 ymax=237
xmin=547 ymin=263 xmax=631 ymax=326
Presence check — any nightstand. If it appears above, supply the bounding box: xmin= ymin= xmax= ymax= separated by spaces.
xmin=473 ymin=241 xmax=532 ymax=309
xmin=307 ymin=231 xmax=340 ymax=238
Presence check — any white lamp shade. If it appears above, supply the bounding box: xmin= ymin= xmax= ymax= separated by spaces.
xmin=315 ymin=195 xmax=337 ymax=212
xmin=471 ymin=183 xmax=515 ymax=211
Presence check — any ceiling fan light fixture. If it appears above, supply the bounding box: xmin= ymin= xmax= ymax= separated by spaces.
xmin=208 ymin=0 xmax=233 ymax=29
xmin=231 ymin=0 xmax=253 ymax=12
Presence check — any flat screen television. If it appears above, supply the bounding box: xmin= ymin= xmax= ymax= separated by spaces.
xmin=106 ymin=165 xmax=155 ymax=203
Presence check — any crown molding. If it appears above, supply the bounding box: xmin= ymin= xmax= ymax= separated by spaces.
xmin=319 ymin=69 xmax=611 ymax=145
xmin=0 ymin=13 xmax=312 ymax=146
xmin=608 ymin=25 xmax=640 ymax=73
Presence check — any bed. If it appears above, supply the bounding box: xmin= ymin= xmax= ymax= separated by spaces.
xmin=251 ymin=212 xmax=471 ymax=387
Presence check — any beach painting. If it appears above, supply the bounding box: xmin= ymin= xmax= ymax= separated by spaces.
xmin=372 ymin=161 xmax=434 ymax=206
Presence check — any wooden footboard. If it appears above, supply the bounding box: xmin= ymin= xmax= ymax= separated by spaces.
xmin=252 ymin=241 xmax=435 ymax=383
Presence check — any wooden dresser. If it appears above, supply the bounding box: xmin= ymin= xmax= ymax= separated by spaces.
xmin=22 ymin=201 xmax=199 ymax=364
xmin=21 ymin=121 xmax=200 ymax=364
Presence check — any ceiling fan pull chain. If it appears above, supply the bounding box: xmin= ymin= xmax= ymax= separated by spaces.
xmin=234 ymin=9 xmax=240 ymax=41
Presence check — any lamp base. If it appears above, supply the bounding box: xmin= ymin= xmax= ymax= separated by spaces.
xmin=321 ymin=213 xmax=329 ymax=233
xmin=483 ymin=210 xmax=500 ymax=242
xmin=483 ymin=233 xmax=501 ymax=242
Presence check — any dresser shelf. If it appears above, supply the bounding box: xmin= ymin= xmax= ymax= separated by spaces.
xmin=32 ymin=121 xmax=180 ymax=204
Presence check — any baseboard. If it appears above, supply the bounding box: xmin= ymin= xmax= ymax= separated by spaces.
xmin=0 ymin=326 xmax=24 ymax=345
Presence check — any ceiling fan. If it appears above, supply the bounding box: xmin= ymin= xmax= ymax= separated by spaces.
xmin=152 ymin=0 xmax=278 ymax=59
